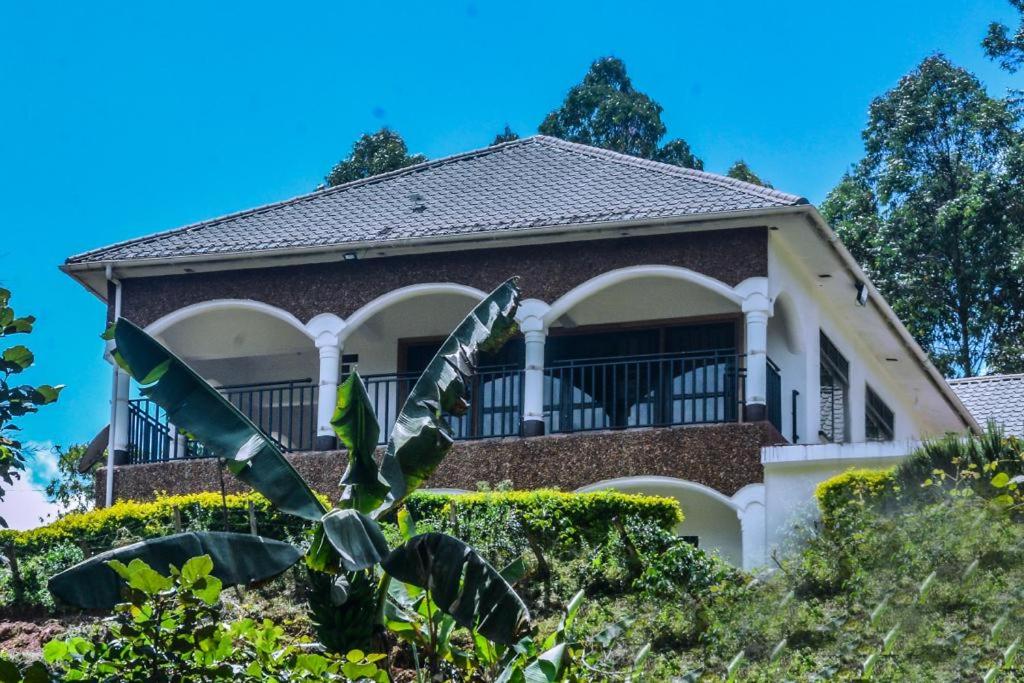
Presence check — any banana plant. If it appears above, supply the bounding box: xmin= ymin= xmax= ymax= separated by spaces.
xmin=50 ymin=278 xmax=530 ymax=652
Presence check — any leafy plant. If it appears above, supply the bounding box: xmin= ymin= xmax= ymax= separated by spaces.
xmin=39 ymin=555 xmax=386 ymax=682
xmin=0 ymin=287 xmax=62 ymax=528
xmin=51 ymin=279 xmax=531 ymax=661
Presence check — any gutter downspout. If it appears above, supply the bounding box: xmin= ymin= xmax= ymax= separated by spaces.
xmin=104 ymin=265 xmax=122 ymax=508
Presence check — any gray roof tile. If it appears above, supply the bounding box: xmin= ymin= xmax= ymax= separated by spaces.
xmin=66 ymin=136 xmax=807 ymax=265
xmin=949 ymin=374 xmax=1024 ymax=437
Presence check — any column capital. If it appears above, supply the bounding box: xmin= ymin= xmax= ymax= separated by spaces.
xmin=741 ymin=291 xmax=772 ymax=315
xmin=314 ymin=331 xmax=341 ymax=352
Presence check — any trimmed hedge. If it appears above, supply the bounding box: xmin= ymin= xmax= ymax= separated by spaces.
xmin=814 ymin=468 xmax=897 ymax=529
xmin=0 ymin=489 xmax=683 ymax=614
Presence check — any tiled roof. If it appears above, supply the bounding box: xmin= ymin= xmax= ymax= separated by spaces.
xmin=949 ymin=374 xmax=1024 ymax=437
xmin=66 ymin=136 xmax=807 ymax=265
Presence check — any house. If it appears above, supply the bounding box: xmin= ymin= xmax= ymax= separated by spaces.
xmin=949 ymin=374 xmax=1024 ymax=437
xmin=62 ymin=136 xmax=977 ymax=568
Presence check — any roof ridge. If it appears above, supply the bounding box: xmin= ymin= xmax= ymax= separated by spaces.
xmin=949 ymin=373 xmax=1024 ymax=384
xmin=530 ymin=135 xmax=807 ymax=206
xmin=67 ymin=137 xmax=536 ymax=263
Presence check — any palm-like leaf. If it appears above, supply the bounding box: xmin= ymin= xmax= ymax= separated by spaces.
xmin=331 ymin=372 xmax=389 ymax=514
xmin=378 ymin=278 xmax=520 ymax=513
xmin=382 ymin=532 xmax=531 ymax=646
xmin=111 ymin=319 xmax=326 ymax=521
xmin=48 ymin=531 xmax=302 ymax=609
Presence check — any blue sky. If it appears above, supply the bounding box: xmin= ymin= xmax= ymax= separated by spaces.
xmin=0 ymin=1 xmax=1019 ymax=526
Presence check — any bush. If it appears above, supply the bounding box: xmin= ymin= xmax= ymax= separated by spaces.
xmin=894 ymin=426 xmax=1024 ymax=499
xmin=815 ymin=467 xmax=897 ymax=529
xmin=0 ymin=489 xmax=683 ymax=615
xmin=28 ymin=555 xmax=387 ymax=682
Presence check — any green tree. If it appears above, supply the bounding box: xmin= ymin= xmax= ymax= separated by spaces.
xmin=726 ymin=160 xmax=772 ymax=188
xmin=984 ymin=0 xmax=1024 ymax=72
xmin=539 ymin=57 xmax=703 ymax=169
xmin=324 ymin=128 xmax=426 ymax=187
xmin=44 ymin=443 xmax=95 ymax=517
xmin=821 ymin=55 xmax=1023 ymax=377
xmin=0 ymin=288 xmax=61 ymax=527
xmin=491 ymin=125 xmax=520 ymax=145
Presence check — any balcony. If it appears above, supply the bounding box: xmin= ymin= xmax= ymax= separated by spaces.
xmin=125 ymin=351 xmax=782 ymax=464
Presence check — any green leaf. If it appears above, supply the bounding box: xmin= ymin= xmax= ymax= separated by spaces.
xmin=523 ymin=643 xmax=566 ymax=683
xmin=397 ymin=507 xmax=417 ymax=541
xmin=381 ymin=532 xmax=530 ymax=645
xmin=332 ymin=372 xmax=389 ymax=513
xmin=33 ymin=384 xmax=63 ymax=404
xmin=2 ymin=345 xmax=33 ymax=370
xmin=180 ymin=554 xmax=215 ymax=583
xmin=499 ymin=556 xmax=527 ymax=585
xmin=107 ymin=558 xmax=173 ymax=595
xmin=378 ymin=279 xmax=520 ymax=513
xmin=111 ymin=319 xmax=326 ymax=521
xmin=42 ymin=639 xmax=69 ymax=663
xmin=991 ymin=472 xmax=1010 ymax=488
xmin=48 ymin=531 xmax=302 ymax=609
xmin=320 ymin=508 xmax=390 ymax=572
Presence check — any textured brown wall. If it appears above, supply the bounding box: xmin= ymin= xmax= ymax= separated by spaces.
xmin=95 ymin=422 xmax=784 ymax=506
xmin=119 ymin=228 xmax=768 ymax=327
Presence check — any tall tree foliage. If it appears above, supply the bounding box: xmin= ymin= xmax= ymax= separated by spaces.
xmin=984 ymin=0 xmax=1024 ymax=72
xmin=325 ymin=128 xmax=426 ymax=187
xmin=726 ymin=160 xmax=772 ymax=188
xmin=44 ymin=443 xmax=95 ymax=517
xmin=821 ymin=55 xmax=1024 ymax=377
xmin=491 ymin=125 xmax=520 ymax=145
xmin=539 ymin=57 xmax=703 ymax=169
xmin=0 ymin=288 xmax=61 ymax=527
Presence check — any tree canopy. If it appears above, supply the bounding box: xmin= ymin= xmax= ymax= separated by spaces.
xmin=0 ymin=288 xmax=61 ymax=527
xmin=539 ymin=57 xmax=703 ymax=169
xmin=324 ymin=129 xmax=426 ymax=187
xmin=726 ymin=160 xmax=772 ymax=188
xmin=491 ymin=125 xmax=520 ymax=145
xmin=984 ymin=0 xmax=1024 ymax=72
xmin=822 ymin=55 xmax=1024 ymax=377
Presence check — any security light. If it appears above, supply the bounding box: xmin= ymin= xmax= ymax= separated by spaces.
xmin=343 ymin=252 xmax=358 ymax=261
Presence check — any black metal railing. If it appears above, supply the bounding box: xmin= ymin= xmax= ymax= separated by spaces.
xmin=767 ymin=358 xmax=782 ymax=433
xmin=127 ymin=378 xmax=318 ymax=464
xmin=125 ymin=353 xmax=785 ymax=462
xmin=362 ymin=365 xmax=524 ymax=444
xmin=543 ymin=350 xmax=744 ymax=434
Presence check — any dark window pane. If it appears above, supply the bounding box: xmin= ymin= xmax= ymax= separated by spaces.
xmin=819 ymin=332 xmax=849 ymax=442
xmin=865 ymin=385 xmax=895 ymax=441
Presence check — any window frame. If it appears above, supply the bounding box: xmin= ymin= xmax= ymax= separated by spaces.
xmin=865 ymin=384 xmax=895 ymax=442
xmin=819 ymin=332 xmax=850 ymax=443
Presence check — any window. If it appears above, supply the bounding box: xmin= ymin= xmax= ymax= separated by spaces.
xmin=819 ymin=332 xmax=849 ymax=442
xmin=865 ymin=386 xmax=895 ymax=441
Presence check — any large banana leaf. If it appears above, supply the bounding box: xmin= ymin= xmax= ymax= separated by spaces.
xmin=331 ymin=372 xmax=389 ymax=514
xmin=381 ymin=532 xmax=531 ymax=646
xmin=111 ymin=319 xmax=326 ymax=521
xmin=320 ymin=508 xmax=390 ymax=572
xmin=48 ymin=531 xmax=302 ymax=609
xmin=377 ymin=279 xmax=520 ymax=513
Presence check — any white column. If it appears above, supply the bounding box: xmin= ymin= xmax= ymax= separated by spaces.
xmin=112 ymin=369 xmax=130 ymax=460
xmin=733 ymin=484 xmax=767 ymax=570
xmin=743 ymin=292 xmax=772 ymax=421
xmin=521 ymin=317 xmax=546 ymax=436
xmin=315 ymin=332 xmax=342 ymax=450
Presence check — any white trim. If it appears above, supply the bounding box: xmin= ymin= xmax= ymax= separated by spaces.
xmin=761 ymin=439 xmax=921 ymax=465
xmin=339 ymin=283 xmax=487 ymax=343
xmin=543 ymin=265 xmax=744 ymax=328
xmin=144 ymin=299 xmax=312 ymax=339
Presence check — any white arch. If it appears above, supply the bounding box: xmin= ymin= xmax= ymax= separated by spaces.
xmin=145 ymin=299 xmax=313 ymax=339
xmin=543 ymin=265 xmax=744 ymax=328
xmin=575 ymin=475 xmax=741 ymax=512
xmin=772 ymin=291 xmax=804 ymax=354
xmin=339 ymin=283 xmax=487 ymax=343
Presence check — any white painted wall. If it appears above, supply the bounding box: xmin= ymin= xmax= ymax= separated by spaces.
xmin=760 ymin=441 xmax=918 ymax=554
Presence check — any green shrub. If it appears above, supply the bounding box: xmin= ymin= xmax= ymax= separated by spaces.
xmin=815 ymin=467 xmax=898 ymax=529
xmin=895 ymin=426 xmax=1024 ymax=499
xmin=32 ymin=554 xmax=386 ymax=682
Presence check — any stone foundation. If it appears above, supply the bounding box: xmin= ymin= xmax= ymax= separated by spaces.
xmin=95 ymin=421 xmax=785 ymax=505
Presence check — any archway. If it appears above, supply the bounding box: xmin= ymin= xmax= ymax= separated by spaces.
xmin=576 ymin=476 xmax=744 ymax=566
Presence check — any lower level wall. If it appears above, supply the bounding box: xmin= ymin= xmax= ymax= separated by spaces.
xmin=95 ymin=422 xmax=785 ymax=505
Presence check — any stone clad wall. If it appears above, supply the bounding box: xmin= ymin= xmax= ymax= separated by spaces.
xmin=95 ymin=422 xmax=784 ymax=506
xmin=117 ymin=228 xmax=768 ymax=326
